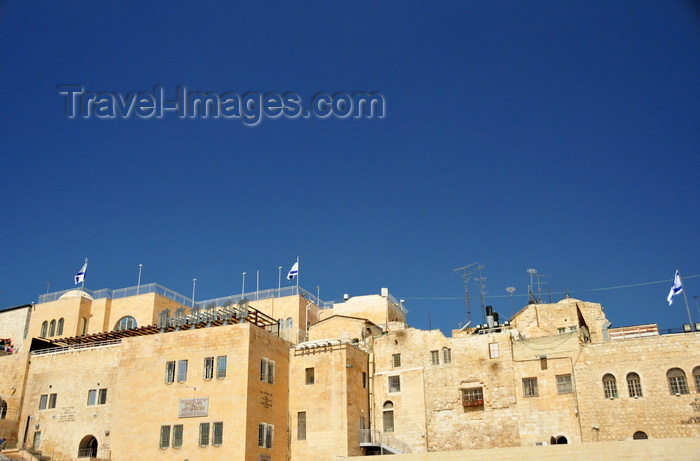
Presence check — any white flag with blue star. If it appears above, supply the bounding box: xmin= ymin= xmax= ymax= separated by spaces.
xmin=287 ymin=261 xmax=298 ymax=281
xmin=75 ymin=258 xmax=88 ymax=285
xmin=667 ymin=269 xmax=682 ymax=305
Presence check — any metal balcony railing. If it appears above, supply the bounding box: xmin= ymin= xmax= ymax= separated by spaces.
xmin=359 ymin=429 xmax=412 ymax=454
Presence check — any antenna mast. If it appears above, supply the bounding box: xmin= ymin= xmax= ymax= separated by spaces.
xmin=454 ymin=262 xmax=478 ymax=325
xmin=474 ymin=265 xmax=487 ymax=324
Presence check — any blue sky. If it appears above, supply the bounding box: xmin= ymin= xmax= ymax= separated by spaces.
xmin=1 ymin=1 xmax=698 ymax=335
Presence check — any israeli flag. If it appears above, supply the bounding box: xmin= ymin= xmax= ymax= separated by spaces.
xmin=287 ymin=261 xmax=298 ymax=281
xmin=75 ymin=259 xmax=88 ymax=285
xmin=667 ymin=269 xmax=682 ymax=305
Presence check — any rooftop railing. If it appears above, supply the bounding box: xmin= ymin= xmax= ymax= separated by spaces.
xmin=38 ymin=284 xmax=334 ymax=309
xmin=32 ymin=339 xmax=122 ymax=356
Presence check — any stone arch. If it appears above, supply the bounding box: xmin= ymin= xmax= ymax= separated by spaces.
xmin=78 ymin=434 xmax=98 ymax=458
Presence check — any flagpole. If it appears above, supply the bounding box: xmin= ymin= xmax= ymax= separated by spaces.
xmin=82 ymin=258 xmax=87 ymax=289
xmin=296 ymin=256 xmax=299 ymax=288
xmin=678 ymin=268 xmax=694 ymax=331
xmin=278 ymin=266 xmax=282 ymax=296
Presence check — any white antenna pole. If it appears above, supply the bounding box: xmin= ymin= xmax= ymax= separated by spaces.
xmin=278 ymin=266 xmax=282 ymax=296
xmin=242 ymin=272 xmax=246 ymax=299
xmin=506 ymin=287 xmax=516 ymax=317
xmin=137 ymin=264 xmax=143 ymax=295
xmin=192 ymin=278 xmax=197 ymax=308
xmin=454 ymin=262 xmax=478 ymax=325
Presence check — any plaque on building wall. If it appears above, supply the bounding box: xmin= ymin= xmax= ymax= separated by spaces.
xmin=178 ymin=397 xmax=209 ymax=418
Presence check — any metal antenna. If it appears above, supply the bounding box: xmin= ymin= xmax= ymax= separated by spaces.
xmin=474 ymin=265 xmax=487 ymax=324
xmin=506 ymin=287 xmax=516 ymax=317
xmin=454 ymin=263 xmax=478 ymax=325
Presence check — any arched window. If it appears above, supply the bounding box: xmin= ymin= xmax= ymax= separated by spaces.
xmin=78 ymin=435 xmax=98 ymax=458
xmin=0 ymin=398 xmax=7 ymax=419
xmin=693 ymin=366 xmax=700 ymax=393
xmin=667 ymin=368 xmax=689 ymax=395
xmin=114 ymin=316 xmax=137 ymax=332
xmin=41 ymin=321 xmax=48 ymax=338
xmin=57 ymin=318 xmax=64 ymax=336
xmin=602 ymin=374 xmax=618 ymax=399
xmin=633 ymin=431 xmax=648 ymax=440
xmin=49 ymin=320 xmax=56 ymax=337
xmin=383 ymin=401 xmax=394 ymax=433
xmin=627 ymin=372 xmax=643 ymax=398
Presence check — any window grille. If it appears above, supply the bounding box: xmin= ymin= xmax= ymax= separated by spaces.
xmin=603 ymin=373 xmax=618 ymax=398
xmin=667 ymin=368 xmax=689 ymax=395
xmin=48 ymin=393 xmax=57 ymax=409
xmin=98 ymin=388 xmax=107 ymax=405
xmin=258 ymin=423 xmax=274 ymax=448
xmin=489 ymin=342 xmax=499 ymax=359
xmin=165 ymin=361 xmax=176 ymax=384
xmin=430 ymin=350 xmax=440 ymax=366
xmin=556 ymin=374 xmax=573 ymax=394
xmin=267 ymin=360 xmax=275 ymax=384
xmin=633 ymin=431 xmax=648 ymax=440
xmin=442 ymin=348 xmax=452 ymax=364
xmin=260 ymin=358 xmax=268 ymax=382
xmin=160 ymin=425 xmax=171 ymax=449
xmin=173 ymin=424 xmax=183 ymax=448
xmin=388 ymin=375 xmax=401 ymax=393
xmin=49 ymin=320 xmax=56 ymax=337
xmin=41 ymin=321 xmax=48 ymax=338
xmin=627 ymin=373 xmax=643 ymax=398
xmin=523 ymin=378 xmax=539 ymax=397
xmin=177 ymin=360 xmax=188 ymax=383
xmin=216 ymin=356 xmax=227 ymax=379
xmin=57 ymin=318 xmax=64 ymax=336
xmin=199 ymin=422 xmax=210 ymax=446
xmin=462 ymin=387 xmax=484 ymax=407
xmin=693 ymin=366 xmax=700 ymax=393
xmin=204 ymin=357 xmax=214 ymax=380
xmin=392 ymin=353 xmax=401 ymax=368
xmin=213 ymin=422 xmax=223 ymax=446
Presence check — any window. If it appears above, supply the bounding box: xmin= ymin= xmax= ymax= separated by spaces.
xmin=177 ymin=360 xmax=188 ymax=383
xmin=462 ymin=387 xmax=484 ymax=407
xmin=87 ymin=390 xmax=97 ymax=406
xmin=569 ymin=326 xmax=578 ymax=332
xmin=260 ymin=358 xmax=276 ymax=384
xmin=213 ymin=422 xmax=223 ymax=446
xmin=430 ymin=350 xmax=440 ymax=366
xmin=442 ymin=348 xmax=452 ymax=364
xmin=173 ymin=424 xmax=183 ymax=448
xmin=556 ymin=374 xmax=573 ymax=394
xmin=114 ymin=316 xmax=137 ymax=331
xmin=489 ymin=342 xmax=499 ymax=359
xmin=557 ymin=327 xmax=566 ymax=334
xmin=57 ymin=318 xmax=64 ymax=336
xmin=392 ymin=353 xmax=401 ymax=368
xmin=80 ymin=317 xmax=88 ymax=336
xmin=199 ymin=422 xmax=210 ymax=446
xmin=388 ymin=375 xmax=401 ymax=393
xmin=98 ymin=388 xmax=107 ymax=405
xmin=627 ymin=372 xmax=643 ymax=398
xmin=603 ymin=373 xmax=618 ymax=399
xmin=87 ymin=389 xmax=107 ymax=405
xmin=383 ymin=401 xmax=394 ymax=432
xmin=305 ymin=367 xmax=315 ymax=385
xmin=204 ymin=357 xmax=214 ymax=380
xmin=41 ymin=321 xmax=48 ymax=338
xmin=523 ymin=377 xmax=539 ymax=398
xmin=160 ymin=425 xmax=171 ymax=449
xmin=297 ymin=412 xmax=307 ymax=441
xmin=38 ymin=393 xmax=57 ymax=410
xmin=0 ymin=399 xmax=7 ymax=419
xmin=633 ymin=431 xmax=648 ymax=440
xmin=165 ymin=361 xmax=176 ymax=384
xmin=49 ymin=320 xmax=56 ymax=337
xmin=216 ymin=356 xmax=227 ymax=379
xmin=362 ymin=372 xmax=367 ymax=389
xmin=693 ymin=366 xmax=700 ymax=393
xmin=258 ymin=423 xmax=274 ymax=448
xmin=667 ymin=368 xmax=689 ymax=395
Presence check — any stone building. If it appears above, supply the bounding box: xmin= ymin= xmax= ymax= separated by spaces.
xmin=0 ymin=281 xmax=698 ymax=460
